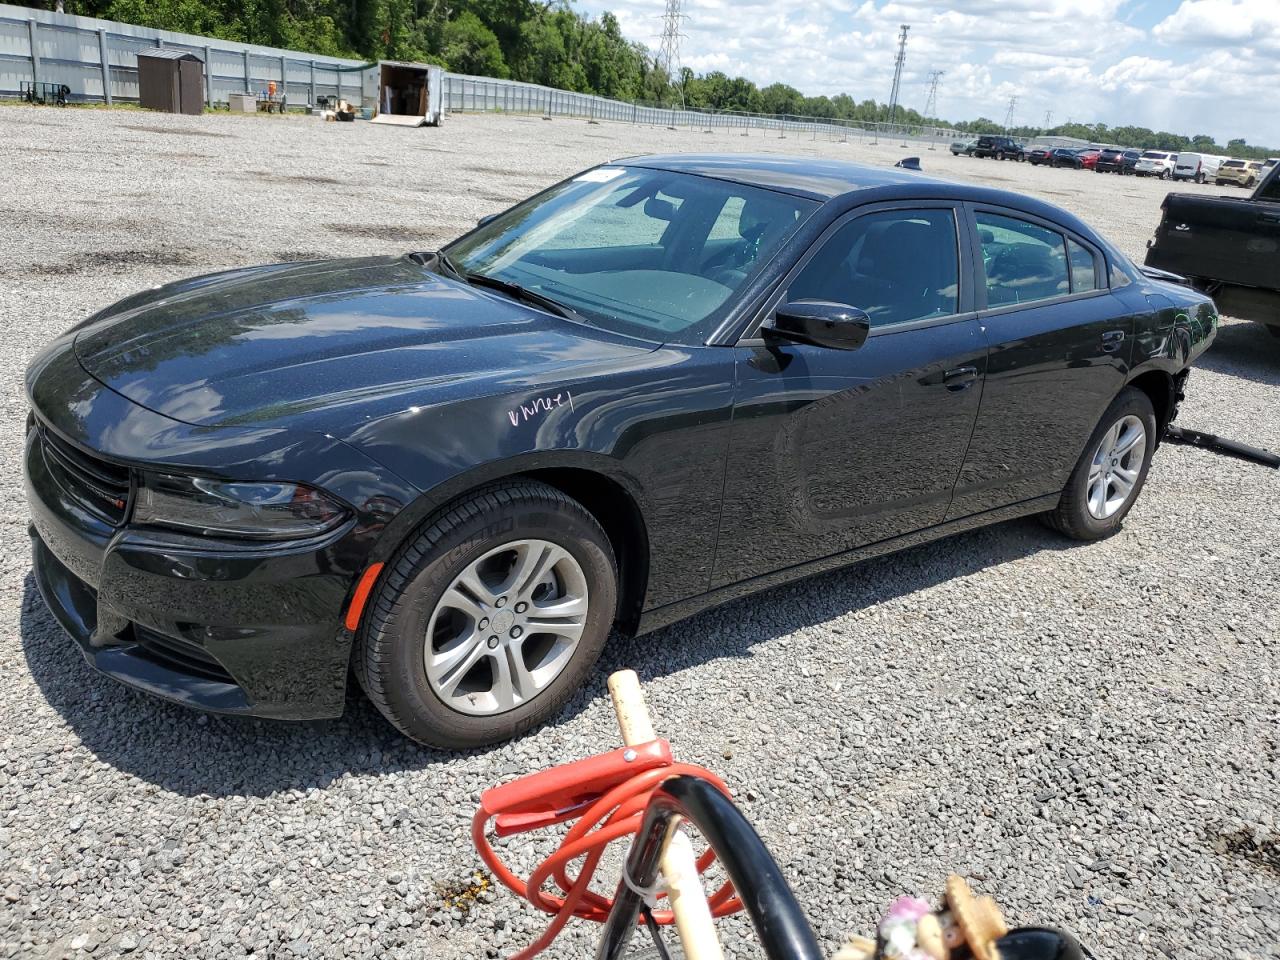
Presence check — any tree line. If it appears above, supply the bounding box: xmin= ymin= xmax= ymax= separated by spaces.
xmin=43 ymin=1 xmax=1277 ymax=158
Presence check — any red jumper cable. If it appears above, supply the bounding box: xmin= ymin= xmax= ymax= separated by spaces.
xmin=472 ymin=670 xmax=738 ymax=960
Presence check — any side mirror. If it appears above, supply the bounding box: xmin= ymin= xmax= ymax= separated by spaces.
xmin=767 ymin=300 xmax=870 ymax=351
xmin=477 ymin=213 xmax=499 ymax=227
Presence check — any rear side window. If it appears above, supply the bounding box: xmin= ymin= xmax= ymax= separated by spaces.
xmin=976 ymin=212 xmax=1069 ymax=306
xmin=788 ymin=209 xmax=960 ymax=327
xmin=1067 ymin=238 xmax=1098 ymax=292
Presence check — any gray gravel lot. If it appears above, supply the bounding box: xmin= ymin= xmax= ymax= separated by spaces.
xmin=1 ymin=106 xmax=1278 ymax=960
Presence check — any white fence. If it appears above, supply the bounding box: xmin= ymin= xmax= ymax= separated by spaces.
xmin=0 ymin=3 xmax=962 ymax=146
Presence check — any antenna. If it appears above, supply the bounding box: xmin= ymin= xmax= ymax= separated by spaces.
xmin=923 ymin=69 xmax=943 ymax=119
xmin=658 ymin=0 xmax=687 ymax=106
xmin=887 ymin=24 xmax=910 ymax=124
xmin=1003 ymin=95 xmax=1018 ymax=133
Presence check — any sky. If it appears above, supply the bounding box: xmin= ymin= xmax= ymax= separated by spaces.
xmin=576 ymin=0 xmax=1280 ymax=146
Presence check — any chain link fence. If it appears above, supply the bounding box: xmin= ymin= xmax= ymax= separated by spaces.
xmin=1 ymin=4 xmax=962 ymax=147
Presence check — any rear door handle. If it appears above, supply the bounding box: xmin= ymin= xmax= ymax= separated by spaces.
xmin=1101 ymin=330 xmax=1125 ymax=353
xmin=942 ymin=366 xmax=979 ymax=390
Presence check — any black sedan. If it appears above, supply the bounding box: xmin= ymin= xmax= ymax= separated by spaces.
xmin=1026 ymin=147 xmax=1054 ymax=166
xmin=1051 ymin=148 xmax=1086 ymax=168
xmin=25 ymin=155 xmax=1217 ymax=747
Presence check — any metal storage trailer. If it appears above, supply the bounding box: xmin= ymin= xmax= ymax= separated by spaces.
xmin=368 ymin=61 xmax=443 ymax=127
xmin=136 ymin=48 xmax=203 ymax=115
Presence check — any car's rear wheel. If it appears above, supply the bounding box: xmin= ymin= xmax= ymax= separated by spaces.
xmin=354 ymin=480 xmax=617 ymax=748
xmin=1043 ymin=388 xmax=1156 ymax=541
xmin=996 ymin=150 xmax=1006 ymax=161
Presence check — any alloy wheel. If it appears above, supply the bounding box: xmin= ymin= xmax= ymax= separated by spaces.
xmin=424 ymin=539 xmax=588 ymax=716
xmin=1086 ymin=415 xmax=1147 ymax=520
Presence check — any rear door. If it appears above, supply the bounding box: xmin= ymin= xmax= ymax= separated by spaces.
xmin=947 ymin=205 xmax=1132 ymax=519
xmin=712 ymin=202 xmax=988 ymax=586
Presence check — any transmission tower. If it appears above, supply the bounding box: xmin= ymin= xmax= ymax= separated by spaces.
xmin=923 ymin=70 xmax=943 ymax=119
xmin=658 ymin=0 xmax=687 ymax=83
xmin=887 ymin=24 xmax=910 ymax=123
xmin=1003 ymin=95 xmax=1018 ymax=133
xmin=1044 ymin=110 xmax=1053 ymax=129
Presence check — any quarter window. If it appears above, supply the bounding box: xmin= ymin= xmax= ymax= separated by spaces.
xmin=787 ymin=209 xmax=960 ymax=327
xmin=976 ymin=212 xmax=1069 ymax=306
xmin=1067 ymin=238 xmax=1098 ymax=293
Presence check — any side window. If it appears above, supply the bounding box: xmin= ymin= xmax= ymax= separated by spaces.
xmin=787 ymin=209 xmax=960 ymax=327
xmin=1067 ymin=238 xmax=1098 ymax=293
xmin=1257 ymin=171 xmax=1280 ymax=202
xmin=976 ymin=212 xmax=1069 ymax=307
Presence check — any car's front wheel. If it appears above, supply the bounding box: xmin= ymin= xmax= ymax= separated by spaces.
xmin=354 ymin=480 xmax=618 ymax=748
xmin=1043 ymin=388 xmax=1157 ymax=541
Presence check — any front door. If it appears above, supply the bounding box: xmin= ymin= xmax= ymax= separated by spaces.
xmin=712 ymin=203 xmax=988 ymax=588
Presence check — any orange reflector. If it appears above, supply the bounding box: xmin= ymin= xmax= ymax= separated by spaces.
xmin=344 ymin=562 xmax=385 ymax=632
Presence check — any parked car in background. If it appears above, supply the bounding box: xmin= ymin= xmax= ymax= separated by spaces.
xmin=1026 ymin=147 xmax=1054 ymax=166
xmin=1077 ymin=149 xmax=1101 ymax=170
xmin=24 ymin=154 xmax=1216 ymax=747
xmin=951 ymin=139 xmax=978 ymax=156
xmin=973 ymin=135 xmax=1024 ymax=161
xmin=1173 ymin=152 xmax=1223 ymax=184
xmin=1217 ymin=159 xmax=1264 ymax=188
xmin=1050 ymin=148 xmax=1085 ymax=169
xmin=1263 ymin=158 xmax=1279 ymax=176
xmin=1134 ymin=151 xmax=1176 ymax=178
xmin=1147 ymin=158 xmax=1280 ymax=339
xmin=1094 ymin=148 xmax=1124 ymax=173
xmin=1117 ymin=150 xmax=1142 ymax=175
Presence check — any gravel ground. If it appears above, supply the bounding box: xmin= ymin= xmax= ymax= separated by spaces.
xmin=1 ymin=105 xmax=1278 ymax=960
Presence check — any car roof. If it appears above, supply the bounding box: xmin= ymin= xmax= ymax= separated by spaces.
xmin=619 ymin=153 xmax=926 ymax=200
xmin=612 ymin=152 xmax=1103 ymax=243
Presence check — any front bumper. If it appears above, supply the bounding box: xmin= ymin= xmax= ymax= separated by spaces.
xmin=25 ymin=426 xmax=358 ymax=720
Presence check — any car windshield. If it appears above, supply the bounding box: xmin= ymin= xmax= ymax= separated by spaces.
xmin=445 ymin=166 xmax=817 ymax=345
xmin=1224 ymin=160 xmax=1244 ymax=168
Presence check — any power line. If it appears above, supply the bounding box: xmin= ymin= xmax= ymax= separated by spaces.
xmin=923 ymin=69 xmax=943 ymax=119
xmin=1003 ymin=95 xmax=1018 ymax=133
xmin=887 ymin=24 xmax=910 ymax=124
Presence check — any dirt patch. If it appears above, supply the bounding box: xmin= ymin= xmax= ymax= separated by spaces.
xmin=273 ymin=251 xmax=330 ymax=263
xmin=245 ymin=170 xmax=343 ymax=186
xmin=325 ymin=222 xmax=444 ymax=242
xmin=433 ymin=872 xmax=491 ymax=918
xmin=1211 ymin=825 xmax=1280 ymax=875
xmin=123 ymin=124 xmax=232 ymax=139
xmin=29 ymin=249 xmax=202 ymax=276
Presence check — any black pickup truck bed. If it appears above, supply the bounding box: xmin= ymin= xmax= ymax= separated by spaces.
xmin=1145 ymin=164 xmax=1280 ymax=334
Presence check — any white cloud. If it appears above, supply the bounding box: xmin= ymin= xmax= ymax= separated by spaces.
xmin=582 ymin=0 xmax=1280 ymax=143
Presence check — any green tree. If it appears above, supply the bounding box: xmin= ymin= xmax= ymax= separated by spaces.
xmin=440 ymin=11 xmax=507 ymax=77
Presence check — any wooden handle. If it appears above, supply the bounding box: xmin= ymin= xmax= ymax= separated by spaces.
xmin=607 ymin=670 xmax=724 ymax=960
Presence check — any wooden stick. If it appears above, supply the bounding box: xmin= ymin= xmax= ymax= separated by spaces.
xmin=608 ymin=670 xmax=725 ymax=960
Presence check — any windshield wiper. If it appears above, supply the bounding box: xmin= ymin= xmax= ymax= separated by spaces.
xmin=462 ymin=272 xmax=592 ymax=326
xmin=427 ymin=250 xmax=465 ymax=280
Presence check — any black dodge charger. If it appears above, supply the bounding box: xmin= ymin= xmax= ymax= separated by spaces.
xmin=25 ymin=155 xmax=1216 ymax=747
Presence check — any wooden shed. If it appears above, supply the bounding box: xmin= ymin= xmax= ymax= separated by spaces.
xmin=137 ymin=48 xmax=204 ymax=115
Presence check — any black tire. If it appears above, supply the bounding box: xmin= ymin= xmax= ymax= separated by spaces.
xmin=1215 ymin=179 xmax=1225 ymax=186
xmin=354 ymin=480 xmax=618 ymax=748
xmin=996 ymin=150 xmax=1006 ymax=161
xmin=1042 ymin=387 xmax=1157 ymax=541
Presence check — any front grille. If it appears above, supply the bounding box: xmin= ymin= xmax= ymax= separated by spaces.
xmin=39 ymin=426 xmax=132 ymax=525
xmin=133 ymin=626 xmax=236 ymax=684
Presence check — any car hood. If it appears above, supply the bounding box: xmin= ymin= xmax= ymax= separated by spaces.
xmin=72 ymin=256 xmax=655 ymax=434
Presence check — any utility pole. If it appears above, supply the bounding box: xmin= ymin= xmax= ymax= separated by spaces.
xmin=657 ymin=0 xmax=687 ymax=108
xmin=1003 ymin=95 xmax=1018 ymax=133
xmin=887 ymin=24 xmax=910 ymax=124
xmin=923 ymin=70 xmax=943 ymax=119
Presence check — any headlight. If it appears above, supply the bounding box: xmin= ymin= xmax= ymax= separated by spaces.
xmin=134 ymin=473 xmax=348 ymax=540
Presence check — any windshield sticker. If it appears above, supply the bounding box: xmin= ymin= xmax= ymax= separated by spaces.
xmin=573 ymin=167 xmax=624 ymax=183
xmin=508 ymin=390 xmax=574 ymax=427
